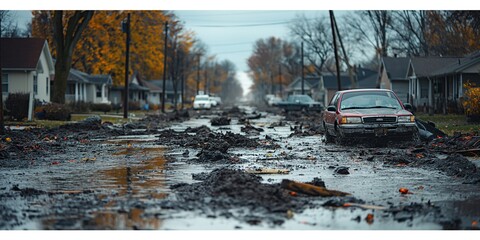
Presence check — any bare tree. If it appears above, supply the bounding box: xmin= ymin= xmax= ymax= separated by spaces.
xmin=344 ymin=11 xmax=392 ymax=59
xmin=289 ymin=14 xmax=332 ymax=76
xmin=389 ymin=10 xmax=430 ymax=56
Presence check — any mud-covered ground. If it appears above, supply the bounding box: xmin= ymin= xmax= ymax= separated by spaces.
xmin=1 ymin=105 xmax=479 ymax=230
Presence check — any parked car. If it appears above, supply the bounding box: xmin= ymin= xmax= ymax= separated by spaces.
xmin=209 ymin=97 xmax=218 ymax=107
xmin=193 ymin=95 xmax=212 ymax=110
xmin=322 ymin=89 xmax=417 ymax=144
xmin=275 ymin=94 xmax=323 ymax=112
xmin=210 ymin=96 xmax=222 ymax=106
xmin=267 ymin=96 xmax=282 ymax=106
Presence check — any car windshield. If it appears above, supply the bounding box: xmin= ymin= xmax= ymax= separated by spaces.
xmin=288 ymin=95 xmax=313 ymax=103
xmin=195 ymin=97 xmax=209 ymax=101
xmin=340 ymin=91 xmax=402 ymax=110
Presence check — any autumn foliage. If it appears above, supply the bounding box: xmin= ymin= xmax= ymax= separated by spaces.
xmin=463 ymin=81 xmax=480 ymax=116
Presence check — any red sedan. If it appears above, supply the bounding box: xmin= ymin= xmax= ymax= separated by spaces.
xmin=322 ymin=89 xmax=417 ymax=144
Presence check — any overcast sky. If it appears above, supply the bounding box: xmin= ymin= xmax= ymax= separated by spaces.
xmin=174 ymin=10 xmax=327 ymax=94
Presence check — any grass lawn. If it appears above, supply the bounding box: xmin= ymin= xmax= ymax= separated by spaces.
xmin=415 ymin=113 xmax=479 ymax=136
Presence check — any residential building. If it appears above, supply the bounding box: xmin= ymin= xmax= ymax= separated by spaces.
xmin=65 ymin=68 xmax=112 ymax=104
xmin=0 ymin=38 xmax=54 ymax=102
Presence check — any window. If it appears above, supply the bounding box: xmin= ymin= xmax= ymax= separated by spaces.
xmin=33 ymin=75 xmax=38 ymax=95
xmin=1 ymin=74 xmax=8 ymax=93
xmin=46 ymin=77 xmax=49 ymax=95
xmin=96 ymin=85 xmax=102 ymax=98
xmin=66 ymin=83 xmax=75 ymax=95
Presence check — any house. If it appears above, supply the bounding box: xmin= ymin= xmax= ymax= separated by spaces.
xmin=286 ymin=76 xmax=324 ymax=101
xmin=65 ymin=68 xmax=112 ymax=104
xmin=379 ymin=53 xmax=480 ymax=114
xmin=406 ymin=57 xmax=461 ymax=113
xmin=148 ymin=79 xmax=181 ymax=105
xmin=109 ymin=72 xmax=149 ymax=108
xmin=378 ymin=57 xmax=410 ymax=103
xmin=0 ymin=38 xmax=54 ymax=102
xmin=287 ymin=67 xmax=378 ymax=107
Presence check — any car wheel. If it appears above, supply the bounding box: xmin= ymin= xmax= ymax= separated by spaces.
xmin=323 ymin=122 xmax=334 ymax=143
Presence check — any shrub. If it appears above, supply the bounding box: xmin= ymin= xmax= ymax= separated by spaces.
xmin=67 ymin=101 xmax=90 ymax=113
xmin=91 ymin=103 xmax=112 ymax=113
xmin=5 ymin=92 xmax=30 ymax=121
xmin=463 ymin=81 xmax=480 ymax=119
xmin=44 ymin=103 xmax=72 ymax=121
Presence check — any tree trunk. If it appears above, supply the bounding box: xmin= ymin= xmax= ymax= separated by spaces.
xmin=51 ymin=10 xmax=94 ymax=104
xmin=52 ymin=56 xmax=70 ymax=104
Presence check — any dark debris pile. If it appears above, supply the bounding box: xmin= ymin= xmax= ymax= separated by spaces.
xmin=167 ymin=168 xmax=309 ymax=224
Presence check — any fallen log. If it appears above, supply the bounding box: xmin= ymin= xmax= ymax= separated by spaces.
xmin=281 ymin=179 xmax=350 ymax=197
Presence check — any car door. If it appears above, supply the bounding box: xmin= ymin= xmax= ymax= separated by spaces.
xmin=323 ymin=92 xmax=341 ymax=131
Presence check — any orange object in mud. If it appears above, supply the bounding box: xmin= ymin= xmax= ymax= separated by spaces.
xmin=399 ymin=188 xmax=409 ymax=194
xmin=472 ymin=221 xmax=478 ymax=227
xmin=289 ymin=191 xmax=298 ymax=197
xmin=365 ymin=213 xmax=374 ymax=224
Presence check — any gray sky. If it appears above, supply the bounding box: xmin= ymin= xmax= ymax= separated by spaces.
xmin=174 ymin=10 xmax=327 ymax=94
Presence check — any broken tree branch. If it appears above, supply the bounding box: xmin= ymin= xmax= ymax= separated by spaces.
xmin=281 ymin=179 xmax=350 ymax=197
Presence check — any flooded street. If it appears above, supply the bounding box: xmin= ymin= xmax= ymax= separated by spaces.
xmin=1 ymin=106 xmax=479 ymax=230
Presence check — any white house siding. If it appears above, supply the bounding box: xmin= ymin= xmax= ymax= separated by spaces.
xmin=5 ymin=72 xmax=30 ymax=93
xmin=379 ymin=69 xmax=391 ymax=89
xmin=147 ymin=92 xmax=161 ymax=105
xmin=35 ymin=50 xmax=52 ymax=102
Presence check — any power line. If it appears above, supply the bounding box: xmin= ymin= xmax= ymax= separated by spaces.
xmin=176 ymin=10 xmax=296 ymax=18
xmin=214 ymin=49 xmax=252 ymax=54
xmin=211 ymin=41 xmax=254 ymax=47
xmin=191 ymin=21 xmax=293 ymax=28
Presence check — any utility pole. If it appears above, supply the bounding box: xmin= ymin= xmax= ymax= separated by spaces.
xmin=279 ymin=64 xmax=283 ymax=97
xmin=329 ymin=10 xmax=341 ymax=91
xmin=301 ymin=41 xmax=305 ymax=95
xmin=204 ymin=61 xmax=208 ymax=94
xmin=196 ymin=54 xmax=200 ymax=94
xmin=0 ymin=18 xmax=4 ymax=134
xmin=161 ymin=21 xmax=169 ymax=113
xmin=122 ymin=13 xmax=131 ymax=119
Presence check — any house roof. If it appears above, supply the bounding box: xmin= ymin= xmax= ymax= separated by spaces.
xmin=0 ymin=38 xmax=50 ymax=70
xmin=323 ymin=67 xmax=378 ymax=89
xmin=138 ymin=78 xmax=162 ymax=92
xmin=430 ymin=53 xmax=480 ymax=76
xmin=287 ymin=76 xmax=321 ymax=90
xmin=382 ymin=57 xmax=410 ymax=80
xmin=68 ymin=68 xmax=112 ymax=85
xmin=410 ymin=57 xmax=461 ymax=77
xmin=150 ymin=80 xmax=176 ymax=93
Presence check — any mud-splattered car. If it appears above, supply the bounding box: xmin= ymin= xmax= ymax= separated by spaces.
xmin=323 ymin=89 xmax=417 ymax=144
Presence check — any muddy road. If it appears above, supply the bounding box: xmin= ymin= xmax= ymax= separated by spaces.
xmin=1 ymin=106 xmax=479 ymax=230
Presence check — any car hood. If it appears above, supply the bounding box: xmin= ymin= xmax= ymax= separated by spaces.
xmin=342 ymin=108 xmax=411 ymax=115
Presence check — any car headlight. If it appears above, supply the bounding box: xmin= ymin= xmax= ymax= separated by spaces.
xmin=398 ymin=115 xmax=415 ymax=122
xmin=340 ymin=117 xmax=362 ymax=124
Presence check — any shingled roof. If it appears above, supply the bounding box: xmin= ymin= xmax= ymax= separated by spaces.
xmin=382 ymin=57 xmax=410 ymax=80
xmin=0 ymin=38 xmax=48 ymax=70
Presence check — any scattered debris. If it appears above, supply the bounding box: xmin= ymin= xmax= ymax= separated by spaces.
xmin=245 ymin=168 xmax=290 ymax=174
xmin=280 ymin=179 xmax=350 ymax=197
xmin=211 ymin=116 xmax=231 ymax=126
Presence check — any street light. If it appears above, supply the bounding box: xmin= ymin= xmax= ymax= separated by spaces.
xmin=122 ymin=13 xmax=131 ymax=119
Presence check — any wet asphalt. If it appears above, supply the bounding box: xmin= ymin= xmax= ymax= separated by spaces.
xmin=0 ymin=106 xmax=479 ymax=230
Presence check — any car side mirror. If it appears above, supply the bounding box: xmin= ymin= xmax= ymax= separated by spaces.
xmin=327 ymin=105 xmax=336 ymax=112
xmin=404 ymin=103 xmax=413 ymax=112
